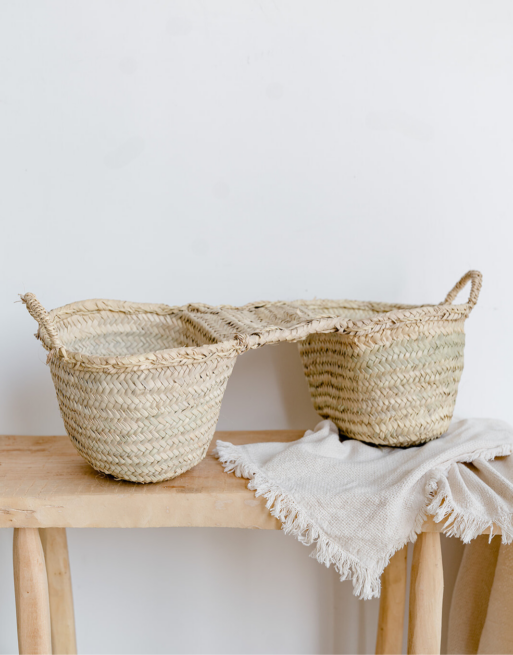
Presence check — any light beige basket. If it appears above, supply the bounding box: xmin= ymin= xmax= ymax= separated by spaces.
xmin=296 ymin=270 xmax=482 ymax=446
xmin=22 ymin=270 xmax=481 ymax=482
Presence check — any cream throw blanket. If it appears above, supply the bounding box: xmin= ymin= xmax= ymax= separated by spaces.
xmin=448 ymin=538 xmax=513 ymax=654
xmin=215 ymin=418 xmax=513 ymax=601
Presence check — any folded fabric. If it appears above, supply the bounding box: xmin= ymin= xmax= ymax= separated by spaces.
xmin=448 ymin=536 xmax=502 ymax=654
xmin=214 ymin=419 xmax=513 ymax=600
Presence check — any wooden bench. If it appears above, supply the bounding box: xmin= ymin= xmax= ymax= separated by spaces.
xmin=0 ymin=431 xmax=480 ymax=655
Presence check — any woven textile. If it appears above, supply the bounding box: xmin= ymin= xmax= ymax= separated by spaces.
xmin=449 ymin=541 xmax=513 ymax=654
xmin=215 ymin=418 xmax=513 ymax=600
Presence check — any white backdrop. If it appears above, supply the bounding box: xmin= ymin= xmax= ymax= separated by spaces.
xmin=1 ymin=1 xmax=512 ymax=653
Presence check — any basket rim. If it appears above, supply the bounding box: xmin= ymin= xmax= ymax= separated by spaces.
xmin=35 ymin=296 xmax=475 ymax=371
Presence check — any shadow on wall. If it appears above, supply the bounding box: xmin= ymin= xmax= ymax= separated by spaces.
xmin=218 ymin=341 xmax=321 ymax=431
xmin=5 ymin=351 xmax=64 ymax=435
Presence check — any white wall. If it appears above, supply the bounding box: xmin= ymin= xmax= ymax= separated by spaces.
xmin=1 ymin=1 xmax=512 ymax=652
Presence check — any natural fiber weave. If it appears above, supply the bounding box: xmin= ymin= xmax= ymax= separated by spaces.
xmin=22 ymin=270 xmax=481 ymax=482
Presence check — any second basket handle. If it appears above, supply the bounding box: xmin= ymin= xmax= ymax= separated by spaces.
xmin=21 ymin=293 xmax=64 ymax=352
xmin=443 ymin=270 xmax=483 ymax=310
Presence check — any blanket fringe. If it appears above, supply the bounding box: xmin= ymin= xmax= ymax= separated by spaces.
xmin=214 ymin=440 xmax=513 ymax=600
xmin=215 ymin=441 xmax=403 ymax=600
xmin=426 ymin=443 xmax=513 ymax=544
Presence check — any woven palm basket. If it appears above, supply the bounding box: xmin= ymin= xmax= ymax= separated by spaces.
xmin=22 ymin=270 xmax=481 ymax=482
xmin=295 ymin=270 xmax=482 ymax=446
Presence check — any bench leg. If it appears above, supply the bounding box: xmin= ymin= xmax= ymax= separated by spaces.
xmin=40 ymin=529 xmax=77 ymax=655
xmin=376 ymin=545 xmax=408 ymax=654
xmin=13 ymin=528 xmax=52 ymax=655
xmin=407 ymin=532 xmax=444 ymax=655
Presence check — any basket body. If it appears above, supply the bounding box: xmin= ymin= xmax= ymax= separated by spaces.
xmin=32 ymin=301 xmax=241 ymax=483
xmin=49 ymin=353 xmax=236 ymax=483
xmin=298 ymin=320 xmax=466 ymax=446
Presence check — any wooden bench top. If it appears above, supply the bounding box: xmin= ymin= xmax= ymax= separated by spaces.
xmin=0 ymin=432 xmax=492 ymax=533
xmin=0 ymin=431 xmax=294 ymax=529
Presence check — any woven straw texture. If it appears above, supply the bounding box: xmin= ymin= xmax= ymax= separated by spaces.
xmin=22 ymin=270 xmax=481 ymax=482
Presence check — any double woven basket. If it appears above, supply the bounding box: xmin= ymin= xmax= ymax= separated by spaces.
xmin=22 ymin=270 xmax=481 ymax=483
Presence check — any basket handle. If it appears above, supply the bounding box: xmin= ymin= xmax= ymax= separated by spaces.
xmin=442 ymin=270 xmax=482 ymax=310
xmin=20 ymin=293 xmax=64 ymax=351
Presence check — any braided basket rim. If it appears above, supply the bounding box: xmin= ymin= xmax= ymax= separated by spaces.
xmin=33 ymin=295 xmax=477 ymax=371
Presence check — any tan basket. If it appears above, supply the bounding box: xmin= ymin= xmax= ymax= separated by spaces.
xmin=22 ymin=270 xmax=481 ymax=482
xmin=296 ymin=270 xmax=482 ymax=446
